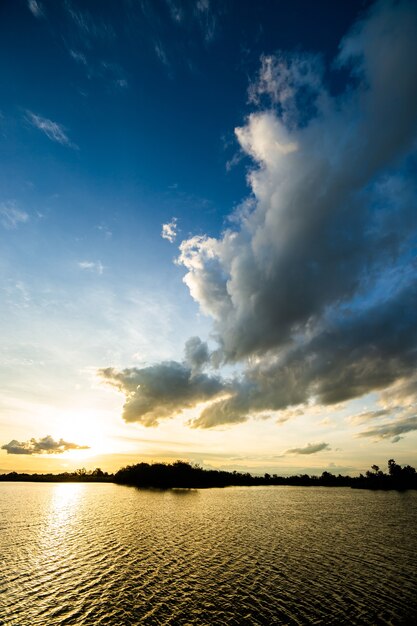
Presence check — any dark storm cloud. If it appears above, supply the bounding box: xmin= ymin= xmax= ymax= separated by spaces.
xmin=1 ymin=435 xmax=90 ymax=455
xmin=285 ymin=443 xmax=331 ymax=455
xmin=99 ymin=362 xmax=229 ymax=426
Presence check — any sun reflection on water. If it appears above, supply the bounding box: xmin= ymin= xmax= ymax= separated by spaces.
xmin=41 ymin=483 xmax=85 ymax=547
xmin=2 ymin=485 xmax=417 ymax=625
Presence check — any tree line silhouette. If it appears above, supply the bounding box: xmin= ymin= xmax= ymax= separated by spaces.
xmin=0 ymin=467 xmax=112 ymax=483
xmin=1 ymin=459 xmax=416 ymax=490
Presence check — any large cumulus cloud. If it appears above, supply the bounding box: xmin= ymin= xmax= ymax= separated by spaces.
xmin=102 ymin=0 xmax=417 ymax=432
xmin=180 ymin=0 xmax=417 ymax=363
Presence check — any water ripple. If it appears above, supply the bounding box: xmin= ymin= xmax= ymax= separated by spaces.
xmin=1 ymin=484 xmax=417 ymax=625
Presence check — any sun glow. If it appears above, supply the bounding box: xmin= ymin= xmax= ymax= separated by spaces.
xmin=45 ymin=406 xmax=115 ymax=459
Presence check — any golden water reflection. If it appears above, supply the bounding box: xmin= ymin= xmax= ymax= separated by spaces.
xmin=35 ymin=483 xmax=85 ymax=571
xmin=48 ymin=483 xmax=84 ymax=533
xmin=2 ymin=484 xmax=417 ymax=625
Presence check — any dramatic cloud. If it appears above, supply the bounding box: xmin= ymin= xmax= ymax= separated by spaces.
xmin=26 ymin=111 xmax=75 ymax=147
xmin=188 ymin=281 xmax=417 ymax=427
xmin=180 ymin=0 xmax=417 ymax=364
xmin=78 ymin=260 xmax=104 ymax=275
xmin=1 ymin=435 xmax=89 ymax=455
xmin=286 ymin=443 xmax=331 ymax=455
xmin=103 ymin=0 xmax=417 ymax=434
xmin=99 ymin=362 xmax=229 ymax=426
xmin=0 ymin=201 xmax=29 ymax=229
xmin=161 ymin=217 xmax=178 ymax=243
xmin=176 ymin=0 xmax=417 ymax=426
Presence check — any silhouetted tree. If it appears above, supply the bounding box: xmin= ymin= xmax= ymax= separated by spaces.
xmin=1 ymin=459 xmax=416 ymax=490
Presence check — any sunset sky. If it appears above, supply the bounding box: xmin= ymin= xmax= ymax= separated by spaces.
xmin=1 ymin=0 xmax=416 ymax=476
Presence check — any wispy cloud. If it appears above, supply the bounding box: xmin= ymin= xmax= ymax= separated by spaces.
xmin=357 ymin=416 xmax=417 ymax=442
xmin=68 ymin=51 xmax=128 ymax=90
xmin=154 ymin=41 xmax=170 ymax=68
xmin=195 ymin=0 xmax=217 ymax=43
xmin=26 ymin=111 xmax=76 ymax=148
xmin=78 ymin=260 xmax=104 ymax=275
xmin=1 ymin=435 xmax=89 ymax=455
xmin=161 ymin=217 xmax=178 ymax=243
xmin=248 ymin=52 xmax=324 ymax=128
xmin=0 ymin=201 xmax=29 ymax=229
xmin=69 ymin=49 xmax=87 ymax=65
xmin=165 ymin=0 xmax=183 ymax=23
xmin=286 ymin=442 xmax=331 ymax=455
xmin=97 ymin=224 xmax=112 ymax=239
xmin=100 ymin=61 xmax=129 ymax=89
xmin=65 ymin=2 xmax=115 ymax=43
xmin=349 ymin=408 xmax=397 ymax=425
xmin=27 ymin=0 xmax=44 ymax=19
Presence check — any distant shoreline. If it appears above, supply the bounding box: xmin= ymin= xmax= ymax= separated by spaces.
xmin=1 ymin=459 xmax=416 ymax=490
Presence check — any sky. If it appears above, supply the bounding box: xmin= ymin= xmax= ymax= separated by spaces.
xmin=1 ymin=0 xmax=416 ymax=476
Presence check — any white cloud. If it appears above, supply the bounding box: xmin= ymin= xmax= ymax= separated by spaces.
xmin=68 ymin=51 xmax=128 ymax=90
xmin=26 ymin=111 xmax=76 ymax=148
xmin=195 ymin=0 xmax=216 ymax=42
xmin=78 ymin=260 xmax=104 ymax=275
xmin=161 ymin=217 xmax=178 ymax=243
xmin=154 ymin=41 xmax=170 ymax=67
xmin=69 ymin=49 xmax=87 ymax=65
xmin=97 ymin=224 xmax=112 ymax=239
xmin=166 ymin=0 xmax=183 ymax=23
xmin=248 ymin=52 xmax=326 ymax=128
xmin=65 ymin=2 xmax=115 ymax=43
xmin=0 ymin=201 xmax=29 ymax=229
xmin=27 ymin=0 xmax=43 ymax=18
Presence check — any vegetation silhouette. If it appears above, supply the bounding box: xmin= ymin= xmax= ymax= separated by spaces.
xmin=0 ymin=467 xmax=112 ymax=483
xmin=114 ymin=460 xmax=256 ymax=489
xmin=1 ymin=459 xmax=415 ymax=490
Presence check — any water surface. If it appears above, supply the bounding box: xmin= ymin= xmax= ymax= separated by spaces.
xmin=1 ymin=483 xmax=416 ymax=625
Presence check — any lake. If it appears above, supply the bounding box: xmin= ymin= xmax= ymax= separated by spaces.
xmin=1 ymin=483 xmax=416 ymax=625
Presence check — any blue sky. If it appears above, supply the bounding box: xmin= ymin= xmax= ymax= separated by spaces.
xmin=1 ymin=0 xmax=417 ymax=475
